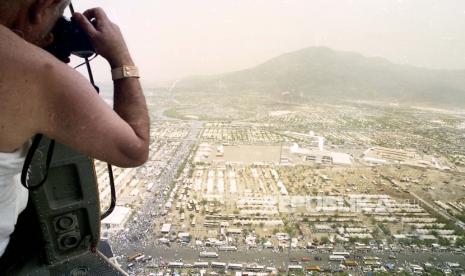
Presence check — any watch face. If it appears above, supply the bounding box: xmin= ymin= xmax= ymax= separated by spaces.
xmin=124 ymin=66 xmax=139 ymax=78
xmin=112 ymin=66 xmax=139 ymax=80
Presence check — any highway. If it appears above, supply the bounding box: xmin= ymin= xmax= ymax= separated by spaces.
xmin=111 ymin=119 xmax=202 ymax=252
xmin=120 ymin=244 xmax=465 ymax=274
xmin=409 ymin=191 xmax=465 ymax=230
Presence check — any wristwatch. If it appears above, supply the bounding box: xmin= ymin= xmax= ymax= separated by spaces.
xmin=111 ymin=66 xmax=140 ymax=80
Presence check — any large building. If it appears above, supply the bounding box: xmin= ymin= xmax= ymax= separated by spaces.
xmin=362 ymin=147 xmax=417 ymax=163
xmin=101 ymin=206 xmax=132 ymax=235
xmin=285 ymin=130 xmax=325 ymax=150
xmin=290 ymin=143 xmax=352 ymax=165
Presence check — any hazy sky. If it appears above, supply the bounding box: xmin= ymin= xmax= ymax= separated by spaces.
xmin=71 ymin=0 xmax=465 ymax=84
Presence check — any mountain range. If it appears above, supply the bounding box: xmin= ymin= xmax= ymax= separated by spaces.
xmin=176 ymin=47 xmax=465 ymax=107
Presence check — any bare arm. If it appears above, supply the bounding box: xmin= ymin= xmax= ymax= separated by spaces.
xmin=74 ymin=8 xmax=150 ymax=154
xmin=36 ymin=60 xmax=149 ymax=168
xmin=34 ymin=8 xmax=150 ymax=167
xmin=112 ymin=62 xmax=151 ymax=163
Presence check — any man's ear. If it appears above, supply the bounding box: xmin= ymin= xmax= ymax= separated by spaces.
xmin=28 ymin=0 xmax=62 ymax=24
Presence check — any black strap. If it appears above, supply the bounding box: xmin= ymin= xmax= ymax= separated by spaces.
xmin=100 ymin=163 xmax=116 ymax=220
xmin=21 ymin=134 xmax=56 ymax=190
xmin=82 ymin=56 xmax=117 ymax=220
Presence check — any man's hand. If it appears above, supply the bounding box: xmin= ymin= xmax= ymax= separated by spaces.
xmin=73 ymin=8 xmax=133 ymax=68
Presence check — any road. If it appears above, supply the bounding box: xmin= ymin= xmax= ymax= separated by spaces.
xmin=111 ymin=119 xmax=202 ymax=252
xmin=409 ymin=191 xmax=465 ymax=230
xmin=120 ymin=244 xmax=465 ymax=274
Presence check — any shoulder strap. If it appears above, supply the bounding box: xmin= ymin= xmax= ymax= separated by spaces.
xmin=21 ymin=134 xmax=56 ymax=190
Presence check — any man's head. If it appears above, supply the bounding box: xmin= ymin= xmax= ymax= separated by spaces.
xmin=0 ymin=0 xmax=70 ymax=47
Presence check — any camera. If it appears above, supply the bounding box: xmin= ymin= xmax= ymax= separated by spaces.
xmin=45 ymin=16 xmax=95 ymax=61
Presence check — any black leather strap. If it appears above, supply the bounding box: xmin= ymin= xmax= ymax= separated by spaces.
xmin=100 ymin=163 xmax=116 ymax=220
xmin=21 ymin=134 xmax=55 ymax=190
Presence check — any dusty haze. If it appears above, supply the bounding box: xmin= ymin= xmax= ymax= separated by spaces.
xmin=71 ymin=0 xmax=465 ymax=84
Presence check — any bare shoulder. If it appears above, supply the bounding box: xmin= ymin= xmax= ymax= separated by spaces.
xmin=0 ymin=25 xmax=51 ymax=70
xmin=0 ymin=25 xmax=76 ymax=151
xmin=0 ymin=26 xmax=41 ymax=150
xmin=0 ymin=25 xmax=68 ymax=94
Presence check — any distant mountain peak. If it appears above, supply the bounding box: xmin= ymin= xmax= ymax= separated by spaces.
xmin=177 ymin=47 xmax=465 ymax=107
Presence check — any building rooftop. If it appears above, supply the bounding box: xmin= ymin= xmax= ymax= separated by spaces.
xmin=101 ymin=206 xmax=132 ymax=226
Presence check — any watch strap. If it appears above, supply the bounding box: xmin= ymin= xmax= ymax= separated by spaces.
xmin=111 ymin=66 xmax=140 ymax=80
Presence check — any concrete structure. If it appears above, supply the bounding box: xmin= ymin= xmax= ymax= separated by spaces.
xmin=161 ymin=223 xmax=172 ymax=234
xmin=101 ymin=206 xmax=132 ymax=234
xmin=285 ymin=130 xmax=325 ymax=150
xmin=290 ymin=143 xmax=352 ymax=165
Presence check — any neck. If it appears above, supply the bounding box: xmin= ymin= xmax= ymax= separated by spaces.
xmin=0 ymin=9 xmax=31 ymax=41
xmin=0 ymin=15 xmax=16 ymax=29
xmin=0 ymin=1 xmax=23 ymax=29
xmin=0 ymin=19 xmax=26 ymax=41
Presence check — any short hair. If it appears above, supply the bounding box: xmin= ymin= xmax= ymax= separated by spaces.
xmin=0 ymin=0 xmax=35 ymax=17
xmin=0 ymin=0 xmax=24 ymax=9
xmin=0 ymin=1 xmax=23 ymax=17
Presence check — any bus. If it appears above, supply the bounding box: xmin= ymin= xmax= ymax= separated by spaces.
xmin=363 ymin=256 xmax=381 ymax=261
xmin=127 ymin=253 xmax=142 ymax=261
xmin=343 ymin=260 xmax=358 ymax=267
xmin=193 ymin=262 xmax=209 ymax=268
xmin=332 ymin=251 xmax=350 ymax=257
xmin=305 ymin=266 xmax=322 ymax=272
xmin=218 ymin=245 xmax=237 ymax=251
xmin=134 ymin=255 xmax=146 ymax=262
xmin=211 ymin=262 xmax=227 ymax=269
xmin=329 ymin=255 xmax=346 ymax=261
xmin=288 ymin=265 xmax=303 ymax=271
xmin=227 ymin=263 xmax=243 ymax=270
xmin=199 ymin=251 xmax=219 ymax=258
xmin=246 ymin=264 xmax=265 ymax=272
xmin=168 ymin=262 xmax=184 ymax=268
